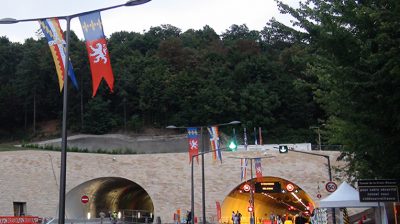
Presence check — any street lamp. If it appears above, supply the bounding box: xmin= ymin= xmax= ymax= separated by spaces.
xmin=0 ymin=1 xmax=151 ymax=224
xmin=167 ymin=121 xmax=240 ymax=224
xmin=287 ymin=148 xmax=335 ymax=223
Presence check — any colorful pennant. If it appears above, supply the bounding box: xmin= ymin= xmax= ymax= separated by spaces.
xmin=208 ymin=126 xmax=222 ymax=162
xmin=39 ymin=18 xmax=78 ymax=91
xmin=241 ymin=158 xmax=248 ymax=181
xmin=187 ymin=127 xmax=199 ymax=164
xmin=79 ymin=12 xmax=114 ymax=96
xmin=255 ymin=158 xmax=263 ymax=182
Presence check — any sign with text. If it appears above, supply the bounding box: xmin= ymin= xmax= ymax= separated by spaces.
xmin=358 ymin=179 xmax=399 ymax=202
xmin=255 ymin=182 xmax=281 ymax=193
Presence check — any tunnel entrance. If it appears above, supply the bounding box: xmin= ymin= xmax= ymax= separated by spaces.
xmin=221 ymin=177 xmax=315 ymax=224
xmin=65 ymin=177 xmax=154 ymax=222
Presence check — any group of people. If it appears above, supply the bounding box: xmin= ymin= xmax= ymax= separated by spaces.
xmin=231 ymin=211 xmax=242 ymax=224
xmin=264 ymin=213 xmax=309 ymax=224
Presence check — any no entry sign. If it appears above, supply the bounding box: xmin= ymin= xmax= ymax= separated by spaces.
xmin=81 ymin=195 xmax=89 ymax=204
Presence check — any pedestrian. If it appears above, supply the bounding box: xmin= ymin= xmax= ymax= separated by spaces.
xmin=111 ymin=211 xmax=118 ymax=224
xmin=186 ymin=210 xmax=192 ymax=224
xmin=232 ymin=211 xmax=236 ymax=224
xmin=233 ymin=213 xmax=239 ymax=224
xmin=237 ymin=211 xmax=242 ymax=224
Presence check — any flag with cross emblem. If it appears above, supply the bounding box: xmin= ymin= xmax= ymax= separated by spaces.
xmin=79 ymin=12 xmax=114 ymax=97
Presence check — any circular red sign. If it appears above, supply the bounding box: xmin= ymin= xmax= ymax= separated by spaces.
xmin=81 ymin=195 xmax=89 ymax=204
xmin=243 ymin=184 xmax=251 ymax=192
xmin=325 ymin=181 xmax=338 ymax=193
xmin=317 ymin=193 xmax=322 ymax=199
xmin=286 ymin=183 xmax=295 ymax=192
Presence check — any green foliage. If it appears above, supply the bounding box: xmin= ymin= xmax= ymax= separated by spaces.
xmin=0 ymin=23 xmax=322 ymax=146
xmin=277 ymin=0 xmax=400 ymax=179
xmin=82 ymin=97 xmax=117 ymax=134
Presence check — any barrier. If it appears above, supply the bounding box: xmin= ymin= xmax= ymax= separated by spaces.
xmin=0 ymin=216 xmax=40 ymax=224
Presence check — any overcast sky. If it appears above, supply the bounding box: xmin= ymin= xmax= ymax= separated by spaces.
xmin=0 ymin=0 xmax=299 ymax=43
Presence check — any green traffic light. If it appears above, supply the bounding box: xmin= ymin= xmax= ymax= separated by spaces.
xmin=229 ymin=141 xmax=237 ymax=151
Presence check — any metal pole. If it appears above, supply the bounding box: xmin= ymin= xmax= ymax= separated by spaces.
xmin=326 ymin=155 xmax=332 ymax=182
xmin=318 ymin=127 xmax=322 ymax=151
xmin=58 ymin=15 xmax=70 ymax=224
xmin=191 ymin=155 xmax=195 ymax=224
xmin=250 ymin=159 xmax=254 ymax=224
xmin=201 ymin=127 xmax=206 ymax=224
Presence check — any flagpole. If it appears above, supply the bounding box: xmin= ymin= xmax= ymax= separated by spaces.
xmin=166 ymin=121 xmax=240 ymax=224
xmin=200 ymin=126 xmax=206 ymax=224
xmin=58 ymin=15 xmax=70 ymax=224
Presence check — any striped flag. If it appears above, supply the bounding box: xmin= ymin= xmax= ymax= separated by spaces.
xmin=216 ymin=201 xmax=221 ymax=222
xmin=244 ymin=128 xmax=248 ymax=151
xmin=254 ymin=158 xmax=263 ymax=182
xmin=207 ymin=126 xmax=222 ymax=162
xmin=241 ymin=158 xmax=247 ymax=181
xmin=39 ymin=18 xmax=78 ymax=91
xmin=187 ymin=128 xmax=199 ymax=164
xmin=79 ymin=12 xmax=114 ymax=97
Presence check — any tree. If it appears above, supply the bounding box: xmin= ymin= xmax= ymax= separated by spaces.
xmin=276 ymin=0 xmax=400 ymax=179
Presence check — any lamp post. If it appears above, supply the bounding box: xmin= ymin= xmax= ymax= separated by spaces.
xmin=0 ymin=1 xmax=150 ymax=224
xmin=288 ymin=148 xmax=335 ymax=223
xmin=167 ymin=121 xmax=240 ymax=224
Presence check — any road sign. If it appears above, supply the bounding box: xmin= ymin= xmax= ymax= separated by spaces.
xmin=243 ymin=184 xmax=251 ymax=192
xmin=286 ymin=183 xmax=295 ymax=192
xmin=358 ymin=179 xmax=399 ymax=202
xmin=255 ymin=182 xmax=281 ymax=193
xmin=279 ymin=145 xmax=288 ymax=153
xmin=325 ymin=181 xmax=337 ymax=192
xmin=81 ymin=195 xmax=89 ymax=204
xmin=317 ymin=193 xmax=322 ymax=199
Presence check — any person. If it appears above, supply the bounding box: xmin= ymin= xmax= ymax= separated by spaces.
xmin=284 ymin=215 xmax=293 ymax=224
xmin=233 ymin=213 xmax=239 ymax=224
xmin=99 ymin=212 xmax=105 ymax=224
xmin=237 ymin=211 xmax=242 ymax=224
xmin=186 ymin=210 xmax=192 ymax=224
xmin=111 ymin=211 xmax=118 ymax=224
xmin=232 ymin=211 xmax=236 ymax=224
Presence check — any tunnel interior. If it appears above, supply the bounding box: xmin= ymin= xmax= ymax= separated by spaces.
xmin=65 ymin=177 xmax=154 ymax=222
xmin=221 ymin=176 xmax=315 ymax=223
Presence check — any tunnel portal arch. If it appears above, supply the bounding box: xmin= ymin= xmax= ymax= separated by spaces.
xmin=221 ymin=176 xmax=315 ymax=223
xmin=65 ymin=177 xmax=154 ymax=221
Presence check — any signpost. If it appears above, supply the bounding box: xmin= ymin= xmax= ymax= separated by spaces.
xmin=358 ymin=179 xmax=399 ymax=202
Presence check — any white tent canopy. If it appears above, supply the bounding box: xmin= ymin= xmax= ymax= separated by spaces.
xmin=319 ymin=181 xmax=379 ymax=208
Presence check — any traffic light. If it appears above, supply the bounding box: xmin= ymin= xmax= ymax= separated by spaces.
xmin=229 ymin=140 xmax=237 ymax=151
xmin=229 ymin=128 xmax=238 ymax=151
xmin=279 ymin=145 xmax=288 ymax=153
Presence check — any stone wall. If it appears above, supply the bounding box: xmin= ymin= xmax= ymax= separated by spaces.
xmin=0 ymin=149 xmax=344 ymax=222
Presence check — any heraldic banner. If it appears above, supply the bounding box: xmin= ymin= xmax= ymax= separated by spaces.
xmin=79 ymin=12 xmax=114 ymax=96
xmin=39 ymin=18 xmax=78 ymax=91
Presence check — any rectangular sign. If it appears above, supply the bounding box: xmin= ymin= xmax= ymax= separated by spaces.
xmin=255 ymin=182 xmax=281 ymax=193
xmin=358 ymin=179 xmax=399 ymax=202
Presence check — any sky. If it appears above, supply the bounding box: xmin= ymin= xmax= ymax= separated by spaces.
xmin=0 ymin=0 xmax=299 ymax=43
